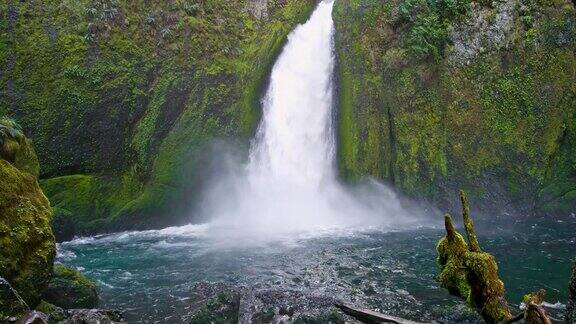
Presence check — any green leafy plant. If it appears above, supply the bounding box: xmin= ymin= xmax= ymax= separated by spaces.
xmin=0 ymin=117 xmax=25 ymax=162
xmin=400 ymin=0 xmax=471 ymax=60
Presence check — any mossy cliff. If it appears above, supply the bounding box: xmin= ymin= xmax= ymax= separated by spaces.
xmin=1 ymin=0 xmax=315 ymax=234
xmin=333 ymin=0 xmax=576 ymax=215
xmin=0 ymin=158 xmax=55 ymax=309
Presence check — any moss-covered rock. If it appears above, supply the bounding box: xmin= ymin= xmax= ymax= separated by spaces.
xmin=188 ymin=291 xmax=240 ymax=324
xmin=0 ymin=159 xmax=55 ymax=308
xmin=42 ymin=264 xmax=99 ymax=310
xmin=333 ymin=0 xmax=576 ymax=216
xmin=1 ymin=0 xmax=315 ymax=234
xmin=35 ymin=300 xmax=68 ymax=324
xmin=0 ymin=117 xmax=39 ymax=177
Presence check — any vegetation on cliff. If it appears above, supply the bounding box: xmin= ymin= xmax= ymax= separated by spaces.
xmin=333 ymin=0 xmax=576 ymax=215
xmin=0 ymin=0 xmax=315 ymax=234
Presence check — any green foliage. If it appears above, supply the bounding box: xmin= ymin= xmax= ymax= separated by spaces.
xmin=0 ymin=117 xmax=24 ymax=163
xmin=42 ymin=264 xmax=98 ymax=309
xmin=400 ymin=0 xmax=471 ymax=60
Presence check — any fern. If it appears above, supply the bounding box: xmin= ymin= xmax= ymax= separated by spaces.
xmin=0 ymin=117 xmax=25 ymax=162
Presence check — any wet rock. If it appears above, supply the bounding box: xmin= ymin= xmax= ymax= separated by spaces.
xmin=35 ymin=300 xmax=68 ymax=323
xmin=189 ymin=283 xmax=240 ymax=324
xmin=42 ymin=265 xmax=98 ymax=309
xmin=0 ymin=277 xmax=29 ymax=320
xmin=51 ymin=208 xmax=75 ymax=243
xmin=63 ymin=309 xmax=124 ymax=324
xmin=187 ymin=282 xmax=350 ymax=323
xmin=16 ymin=311 xmax=47 ymax=324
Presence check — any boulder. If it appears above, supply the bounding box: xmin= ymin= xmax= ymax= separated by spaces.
xmin=0 ymin=159 xmax=55 ymax=307
xmin=35 ymin=300 xmax=68 ymax=323
xmin=15 ymin=311 xmax=47 ymax=324
xmin=42 ymin=265 xmax=98 ymax=309
xmin=64 ymin=309 xmax=123 ymax=324
xmin=51 ymin=208 xmax=75 ymax=243
xmin=188 ymin=290 xmax=241 ymax=324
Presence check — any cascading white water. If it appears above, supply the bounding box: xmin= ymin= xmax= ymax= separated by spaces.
xmin=250 ymin=0 xmax=336 ymax=188
xmin=202 ymin=0 xmax=425 ymax=240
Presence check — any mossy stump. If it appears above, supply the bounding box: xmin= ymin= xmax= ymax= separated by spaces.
xmin=522 ymin=290 xmax=552 ymax=324
xmin=437 ymin=191 xmax=511 ymax=323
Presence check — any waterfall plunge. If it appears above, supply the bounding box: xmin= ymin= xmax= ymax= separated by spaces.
xmin=201 ymin=0 xmax=425 ymax=240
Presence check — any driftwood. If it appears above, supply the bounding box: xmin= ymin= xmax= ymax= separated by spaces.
xmin=335 ymin=303 xmax=423 ymax=324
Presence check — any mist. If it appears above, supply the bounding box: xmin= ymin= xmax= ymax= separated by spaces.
xmin=194 ymin=0 xmax=435 ymax=244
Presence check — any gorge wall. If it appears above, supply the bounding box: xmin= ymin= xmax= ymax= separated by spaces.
xmin=0 ymin=0 xmax=315 ymax=235
xmin=1 ymin=0 xmax=575 ymax=237
xmin=333 ymin=0 xmax=576 ymax=216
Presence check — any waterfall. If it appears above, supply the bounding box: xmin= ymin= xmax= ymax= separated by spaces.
xmin=249 ymin=0 xmax=336 ymax=189
xmin=202 ymin=0 xmax=423 ymax=239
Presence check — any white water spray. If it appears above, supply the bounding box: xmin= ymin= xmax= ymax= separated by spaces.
xmin=201 ymin=0 xmax=427 ymax=240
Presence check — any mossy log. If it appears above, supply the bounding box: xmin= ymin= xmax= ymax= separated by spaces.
xmin=437 ymin=191 xmax=511 ymax=323
xmin=335 ymin=303 xmax=423 ymax=324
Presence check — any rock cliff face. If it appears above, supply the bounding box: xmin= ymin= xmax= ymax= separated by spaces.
xmin=0 ymin=0 xmax=315 ymax=234
xmin=333 ymin=0 xmax=575 ymax=216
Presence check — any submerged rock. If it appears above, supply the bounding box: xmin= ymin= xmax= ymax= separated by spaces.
xmin=42 ymin=265 xmax=98 ymax=309
xmin=63 ymin=309 xmax=123 ymax=324
xmin=186 ymin=282 xmax=350 ymax=323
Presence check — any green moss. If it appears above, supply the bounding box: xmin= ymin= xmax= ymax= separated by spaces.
xmin=2 ymin=0 xmax=316 ymax=233
xmin=42 ymin=264 xmax=98 ymax=309
xmin=189 ymin=291 xmax=240 ymax=324
xmin=334 ymin=0 xmax=576 ymax=213
xmin=0 ymin=160 xmax=55 ymax=307
xmin=36 ymin=300 xmax=68 ymax=324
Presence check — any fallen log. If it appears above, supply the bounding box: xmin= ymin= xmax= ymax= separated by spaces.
xmin=335 ymin=303 xmax=423 ymax=324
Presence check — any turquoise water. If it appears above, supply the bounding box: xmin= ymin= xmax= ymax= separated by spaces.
xmin=57 ymin=216 xmax=575 ymax=323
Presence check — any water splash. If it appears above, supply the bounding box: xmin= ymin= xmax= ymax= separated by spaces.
xmin=200 ymin=0 xmax=429 ymax=241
